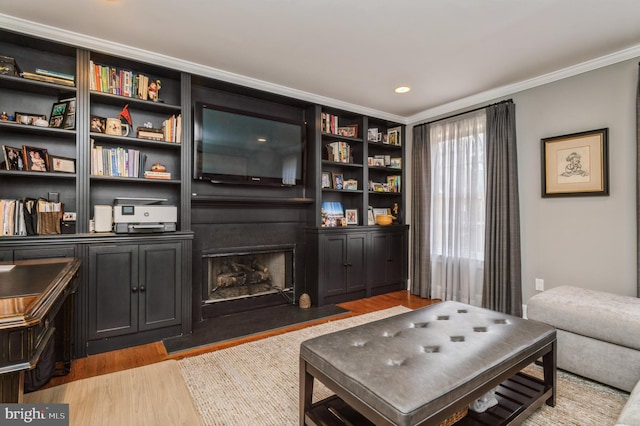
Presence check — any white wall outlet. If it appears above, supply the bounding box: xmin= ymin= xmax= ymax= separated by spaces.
xmin=535 ymin=278 xmax=544 ymax=291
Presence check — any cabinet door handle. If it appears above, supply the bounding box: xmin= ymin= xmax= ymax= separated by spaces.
xmin=139 ymin=286 xmax=146 ymax=292
xmin=132 ymin=286 xmax=138 ymax=293
xmin=344 ymin=262 xmax=352 ymax=267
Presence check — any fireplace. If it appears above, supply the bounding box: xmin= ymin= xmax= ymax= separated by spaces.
xmin=202 ymin=245 xmax=295 ymax=307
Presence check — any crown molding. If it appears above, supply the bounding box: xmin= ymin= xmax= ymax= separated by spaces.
xmin=407 ymin=43 xmax=640 ymax=126
xmin=0 ymin=14 xmax=406 ymax=124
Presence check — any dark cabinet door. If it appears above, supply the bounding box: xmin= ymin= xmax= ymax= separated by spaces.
xmin=345 ymin=233 xmax=367 ymax=292
xmin=138 ymin=242 xmax=182 ymax=331
xmin=368 ymin=232 xmax=389 ymax=290
xmin=321 ymin=234 xmax=348 ymax=297
xmin=368 ymin=229 xmax=407 ymax=292
xmin=88 ymin=245 xmax=138 ymax=340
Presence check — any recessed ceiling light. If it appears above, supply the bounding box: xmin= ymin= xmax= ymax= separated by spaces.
xmin=394 ymin=86 xmax=411 ymax=94
xmin=257 ymin=137 xmax=267 ymax=143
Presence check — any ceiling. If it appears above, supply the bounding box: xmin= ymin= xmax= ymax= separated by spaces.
xmin=1 ymin=1 xmax=640 ymax=123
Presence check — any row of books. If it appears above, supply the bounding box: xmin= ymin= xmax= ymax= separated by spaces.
xmin=325 ymin=141 xmax=352 ymax=164
xmin=162 ymin=114 xmax=182 ymax=143
xmin=89 ymin=61 xmax=157 ymax=100
xmin=0 ymin=198 xmax=62 ymax=236
xmin=90 ymin=141 xmax=147 ymax=178
xmin=321 ymin=112 xmax=339 ymax=134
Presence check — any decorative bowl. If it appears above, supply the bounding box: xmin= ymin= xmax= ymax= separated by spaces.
xmin=376 ymin=215 xmax=393 ymax=226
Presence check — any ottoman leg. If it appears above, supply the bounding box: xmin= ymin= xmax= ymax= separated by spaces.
xmin=300 ymin=357 xmax=314 ymax=426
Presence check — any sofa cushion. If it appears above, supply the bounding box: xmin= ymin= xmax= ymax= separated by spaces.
xmin=617 ymin=379 xmax=640 ymax=425
xmin=527 ymin=285 xmax=640 ymax=351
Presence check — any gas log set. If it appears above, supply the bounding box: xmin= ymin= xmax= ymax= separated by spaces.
xmin=210 ymin=257 xmax=274 ymax=300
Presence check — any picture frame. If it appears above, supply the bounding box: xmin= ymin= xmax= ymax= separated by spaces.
xmin=2 ymin=145 xmax=25 ymax=171
xmin=22 ymin=146 xmax=49 ymax=172
xmin=345 ymin=209 xmax=358 ymax=225
xmin=387 ymin=127 xmax=401 ymax=146
xmin=90 ymin=115 xmax=106 ymax=133
xmin=15 ymin=112 xmax=46 ymax=126
xmin=373 ymin=208 xmax=389 ymax=219
xmin=337 ymin=125 xmax=358 ymax=138
xmin=343 ymin=179 xmax=358 ymax=191
xmin=541 ymin=128 xmax=609 ymax=197
xmin=321 ymin=171 xmax=331 ymax=188
xmin=367 ymin=128 xmax=379 ymax=142
xmin=390 ymin=157 xmax=402 ymax=169
xmin=50 ymin=155 xmax=76 ymax=173
xmin=60 ymin=97 xmax=76 ymax=130
xmin=49 ymin=101 xmax=69 ymax=128
xmin=332 ymin=172 xmax=344 ymax=190
xmin=367 ymin=210 xmax=375 ymax=225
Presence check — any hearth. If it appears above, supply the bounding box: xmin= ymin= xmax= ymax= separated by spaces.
xmin=203 ymin=245 xmax=295 ymax=307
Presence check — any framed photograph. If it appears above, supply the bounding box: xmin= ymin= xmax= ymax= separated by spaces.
xmin=332 ymin=172 xmax=344 ymax=190
xmin=387 ymin=127 xmax=401 ymax=146
xmin=345 ymin=209 xmax=358 ymax=225
xmin=373 ymin=208 xmax=389 ymax=219
xmin=390 ymin=158 xmax=402 ymax=169
xmin=50 ymin=155 xmax=75 ymax=173
xmin=49 ymin=101 xmax=69 ymax=128
xmin=22 ymin=146 xmax=49 ymax=172
xmin=367 ymin=209 xmax=375 ymax=225
xmin=15 ymin=112 xmax=46 ymax=126
xmin=337 ymin=125 xmax=358 ymax=138
xmin=2 ymin=145 xmax=25 ymax=170
xmin=90 ymin=115 xmax=106 ymax=133
xmin=321 ymin=171 xmax=331 ymax=188
xmin=60 ymin=97 xmax=76 ymax=130
xmin=367 ymin=128 xmax=379 ymax=142
xmin=343 ymin=179 xmax=358 ymax=190
xmin=541 ymin=128 xmax=609 ymax=197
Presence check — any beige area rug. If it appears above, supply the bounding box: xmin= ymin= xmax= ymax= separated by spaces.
xmin=179 ymin=305 xmax=630 ymax=426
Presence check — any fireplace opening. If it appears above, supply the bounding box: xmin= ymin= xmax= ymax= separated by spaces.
xmin=203 ymin=245 xmax=295 ymax=305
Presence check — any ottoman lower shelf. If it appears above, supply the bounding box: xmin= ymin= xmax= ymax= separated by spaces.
xmin=305 ymin=372 xmax=550 ymax=426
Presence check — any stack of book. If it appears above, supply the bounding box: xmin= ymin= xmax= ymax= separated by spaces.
xmin=144 ymin=171 xmax=171 ymax=180
xmin=321 ymin=112 xmax=339 ymax=134
xmin=326 ymin=141 xmax=352 ymax=163
xmin=21 ymin=68 xmax=75 ymax=86
xmin=136 ymin=127 xmax=164 ymax=141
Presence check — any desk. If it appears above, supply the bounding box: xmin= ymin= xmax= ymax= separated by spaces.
xmin=0 ymin=257 xmax=80 ymax=402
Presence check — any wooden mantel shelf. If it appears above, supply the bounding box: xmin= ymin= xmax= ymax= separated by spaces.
xmin=191 ymin=195 xmax=313 ymax=207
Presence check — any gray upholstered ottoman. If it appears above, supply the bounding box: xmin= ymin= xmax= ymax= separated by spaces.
xmin=299 ymin=301 xmax=557 ymax=426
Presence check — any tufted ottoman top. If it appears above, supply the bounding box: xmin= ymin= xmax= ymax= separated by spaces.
xmin=300 ymin=301 xmax=556 ymax=425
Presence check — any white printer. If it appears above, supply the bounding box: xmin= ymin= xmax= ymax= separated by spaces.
xmin=112 ymin=198 xmax=177 ymax=234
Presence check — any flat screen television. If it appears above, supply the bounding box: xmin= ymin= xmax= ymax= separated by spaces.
xmin=193 ymin=102 xmax=305 ymax=186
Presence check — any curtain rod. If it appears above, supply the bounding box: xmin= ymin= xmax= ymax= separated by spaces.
xmin=420 ymin=98 xmax=513 ymax=127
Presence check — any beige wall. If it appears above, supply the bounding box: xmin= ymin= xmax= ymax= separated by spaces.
xmin=407 ymin=58 xmax=638 ymax=303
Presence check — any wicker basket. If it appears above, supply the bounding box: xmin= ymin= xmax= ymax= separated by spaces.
xmin=438 ymin=406 xmax=468 ymax=426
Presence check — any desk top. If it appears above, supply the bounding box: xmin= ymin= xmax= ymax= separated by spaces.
xmin=0 ymin=258 xmax=80 ymax=325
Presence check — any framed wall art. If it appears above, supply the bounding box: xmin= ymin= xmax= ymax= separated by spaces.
xmin=541 ymin=128 xmax=609 ymax=197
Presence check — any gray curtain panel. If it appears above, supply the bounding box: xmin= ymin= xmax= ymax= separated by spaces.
xmin=482 ymin=101 xmax=523 ymax=316
xmin=637 ymin=63 xmax=640 ymax=297
xmin=410 ymin=124 xmax=432 ymax=298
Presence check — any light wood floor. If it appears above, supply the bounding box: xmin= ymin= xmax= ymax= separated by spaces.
xmin=44 ymin=291 xmax=437 ymax=390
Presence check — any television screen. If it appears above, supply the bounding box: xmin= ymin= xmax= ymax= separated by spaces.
xmin=194 ymin=103 xmax=304 ymax=186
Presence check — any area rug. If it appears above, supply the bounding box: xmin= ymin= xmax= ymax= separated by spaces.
xmin=178 ymin=306 xmax=629 ymax=425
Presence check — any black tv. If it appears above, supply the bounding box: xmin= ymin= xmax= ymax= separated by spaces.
xmin=193 ymin=102 xmax=305 ymax=186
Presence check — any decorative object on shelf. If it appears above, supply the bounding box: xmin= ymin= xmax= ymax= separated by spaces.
xmin=390 ymin=158 xmax=402 ymax=169
xmin=332 ymin=173 xmax=344 ymax=190
xmin=345 ymin=209 xmax=358 ymax=225
xmin=34 ymin=118 xmax=49 ymax=127
xmin=15 ymin=112 xmax=46 ymax=126
xmin=541 ymin=128 xmax=609 ymax=197
xmin=392 ymin=203 xmax=401 ymax=223
xmin=90 ymin=115 xmax=106 ymax=133
xmin=105 ymin=117 xmax=130 ymax=136
xmin=48 ymin=101 xmax=69 ymax=128
xmin=118 ymin=104 xmax=133 ymax=126
xmin=50 ymin=156 xmax=75 ymax=173
xmin=148 ymin=79 xmax=161 ymax=102
xmin=337 ymin=125 xmax=358 ymax=138
xmin=321 ymin=172 xmax=331 ymax=188
xmin=22 ymin=146 xmax=49 ymax=172
xmin=321 ymin=201 xmax=345 ymax=227
xmin=299 ymin=293 xmax=311 ymax=309
xmin=2 ymin=145 xmax=24 ymax=171
xmin=367 ymin=207 xmax=375 ymax=225
xmin=151 ymin=162 xmax=166 ymax=172
xmin=0 ymin=111 xmax=7 ymax=121
xmin=375 ymin=214 xmax=393 ymax=226
xmin=0 ymin=55 xmax=20 ymax=76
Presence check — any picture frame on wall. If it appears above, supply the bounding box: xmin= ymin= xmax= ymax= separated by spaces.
xmin=541 ymin=128 xmax=609 ymax=197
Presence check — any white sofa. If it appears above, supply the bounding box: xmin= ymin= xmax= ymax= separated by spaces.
xmin=527 ymin=285 xmax=640 ymax=425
